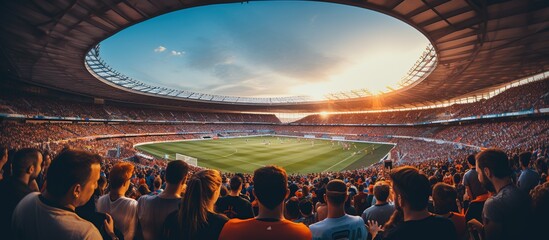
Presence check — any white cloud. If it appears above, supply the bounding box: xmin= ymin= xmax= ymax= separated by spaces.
xmin=170 ymin=50 xmax=184 ymax=56
xmin=154 ymin=46 xmax=166 ymax=52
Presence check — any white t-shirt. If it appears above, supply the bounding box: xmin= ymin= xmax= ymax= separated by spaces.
xmin=12 ymin=192 xmax=101 ymax=240
xmin=309 ymin=214 xmax=367 ymax=240
xmin=96 ymin=194 xmax=138 ymax=240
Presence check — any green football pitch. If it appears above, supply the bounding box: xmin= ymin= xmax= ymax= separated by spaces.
xmin=136 ymin=136 xmax=394 ymax=174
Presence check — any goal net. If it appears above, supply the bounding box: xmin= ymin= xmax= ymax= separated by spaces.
xmin=175 ymin=153 xmax=198 ymax=167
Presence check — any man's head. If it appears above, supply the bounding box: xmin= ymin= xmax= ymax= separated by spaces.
xmin=467 ymin=154 xmax=476 ymax=167
xmin=229 ymin=175 xmax=243 ymax=192
xmin=390 ymin=166 xmax=430 ymax=212
xmin=109 ymin=162 xmax=134 ymax=191
xmin=432 ymin=182 xmax=458 ymax=214
xmin=153 ymin=176 xmax=162 ymax=190
xmin=476 ymin=148 xmax=511 ymax=193
xmin=358 ymin=184 xmax=365 ymax=194
xmin=325 ymin=179 xmax=347 ymax=206
xmin=519 ymin=151 xmax=532 ymax=168
xmin=373 ymin=181 xmax=391 ymax=202
xmin=298 ymin=199 xmax=313 ymax=216
xmin=253 ymin=166 xmax=288 ymax=210
xmin=285 ymin=197 xmax=300 ymax=220
xmin=12 ymin=148 xmax=42 ymax=180
xmin=165 ymin=160 xmax=189 ymax=188
xmin=46 ymin=149 xmax=101 ymax=207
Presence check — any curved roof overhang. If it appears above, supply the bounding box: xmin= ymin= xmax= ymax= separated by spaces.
xmin=1 ymin=0 xmax=548 ymax=113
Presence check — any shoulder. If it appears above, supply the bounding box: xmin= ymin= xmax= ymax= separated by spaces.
xmin=209 ymin=212 xmax=230 ymax=223
xmin=348 ymin=214 xmax=365 ymax=223
xmin=13 ymin=192 xmax=40 ymax=215
xmin=121 ymin=196 xmax=138 ymax=205
xmin=96 ymin=194 xmax=109 ymax=203
xmin=138 ymin=194 xmax=157 ymax=205
xmin=282 ymin=219 xmax=312 ymax=236
xmin=225 ymin=218 xmax=253 ymax=226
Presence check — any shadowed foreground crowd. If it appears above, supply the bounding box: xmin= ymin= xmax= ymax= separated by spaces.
xmin=0 ymin=144 xmax=547 ymax=240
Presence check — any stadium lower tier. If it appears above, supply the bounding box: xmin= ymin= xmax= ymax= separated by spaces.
xmin=1 ymin=118 xmax=547 ymax=172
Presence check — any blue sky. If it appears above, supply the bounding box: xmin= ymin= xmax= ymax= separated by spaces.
xmin=100 ymin=1 xmax=429 ymax=99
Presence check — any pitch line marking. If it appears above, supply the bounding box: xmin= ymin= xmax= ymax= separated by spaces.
xmin=323 ymin=146 xmax=371 ymax=172
xmin=214 ymin=148 xmax=265 ymax=167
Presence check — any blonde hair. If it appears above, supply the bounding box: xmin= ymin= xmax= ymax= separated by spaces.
xmin=178 ymin=169 xmax=222 ymax=239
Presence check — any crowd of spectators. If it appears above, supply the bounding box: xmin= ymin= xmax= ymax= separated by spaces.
xmin=1 ymin=142 xmax=547 ymax=239
xmin=1 ymin=79 xmax=548 ymax=127
xmin=296 ymin=79 xmax=549 ymax=125
xmin=0 ymin=95 xmax=280 ymax=123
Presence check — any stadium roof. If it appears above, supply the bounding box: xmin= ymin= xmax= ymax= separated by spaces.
xmin=1 ymin=0 xmax=548 ymax=113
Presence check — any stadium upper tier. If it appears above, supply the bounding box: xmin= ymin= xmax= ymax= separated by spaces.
xmin=1 ymin=0 xmax=548 ymax=112
xmin=1 ymin=78 xmax=547 ymax=124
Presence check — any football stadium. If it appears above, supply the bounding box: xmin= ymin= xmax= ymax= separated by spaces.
xmin=0 ymin=1 xmax=548 ymax=240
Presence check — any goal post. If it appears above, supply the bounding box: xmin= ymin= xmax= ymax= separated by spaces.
xmin=175 ymin=153 xmax=198 ymax=167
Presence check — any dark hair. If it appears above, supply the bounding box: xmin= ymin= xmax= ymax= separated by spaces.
xmin=326 ymin=179 xmax=347 ymax=205
xmin=467 ymin=154 xmax=476 ymax=166
xmin=220 ymin=185 xmax=228 ymax=197
xmin=432 ymin=182 xmax=458 ymax=214
xmin=536 ymin=157 xmax=548 ymax=175
xmin=298 ymin=199 xmax=313 ymax=215
xmin=46 ymin=150 xmax=101 ymax=197
xmin=519 ymin=152 xmax=532 ymax=167
xmin=165 ymin=160 xmax=189 ymax=184
xmin=302 ymin=185 xmax=310 ymax=197
xmin=390 ymin=166 xmax=430 ymax=211
xmin=253 ymin=166 xmax=287 ymax=210
xmin=358 ymin=184 xmax=365 ymax=193
xmin=453 ymin=173 xmax=462 ymax=185
xmin=153 ymin=177 xmax=162 ymax=189
xmin=476 ymin=148 xmax=511 ymax=179
xmin=138 ymin=184 xmax=151 ymax=195
xmin=12 ymin=148 xmax=41 ymax=177
xmin=285 ymin=197 xmax=300 ymax=220
xmin=373 ymin=182 xmax=390 ymax=202
xmin=229 ymin=175 xmax=242 ymax=191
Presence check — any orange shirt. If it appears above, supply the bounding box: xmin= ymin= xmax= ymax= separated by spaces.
xmin=219 ymin=218 xmax=312 ymax=240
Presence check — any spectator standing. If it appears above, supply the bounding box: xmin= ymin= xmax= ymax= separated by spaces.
xmin=310 ymin=179 xmax=367 ymax=240
xmin=12 ymin=149 xmax=115 ymax=240
xmin=137 ymin=160 xmax=189 ymax=240
xmin=361 ymin=181 xmax=395 ymax=227
xmin=353 ymin=184 xmax=370 ymax=215
xmin=366 ymin=166 xmax=457 ymax=240
xmin=162 ymin=169 xmax=228 ymax=240
xmin=218 ymin=166 xmax=312 ymax=240
xmin=215 ymin=175 xmax=254 ymax=219
xmin=295 ymin=199 xmax=316 ymax=226
xmin=0 ymin=148 xmax=42 ymax=240
xmin=468 ymin=149 xmax=531 ymax=240
xmin=517 ymin=151 xmax=540 ymax=193
xmin=432 ymin=183 xmax=466 ymax=240
xmin=96 ymin=162 xmax=138 ymax=240
xmin=462 ymin=154 xmax=487 ymax=201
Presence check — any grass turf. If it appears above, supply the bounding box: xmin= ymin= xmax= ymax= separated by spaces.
xmin=136 ymin=136 xmax=394 ymax=174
